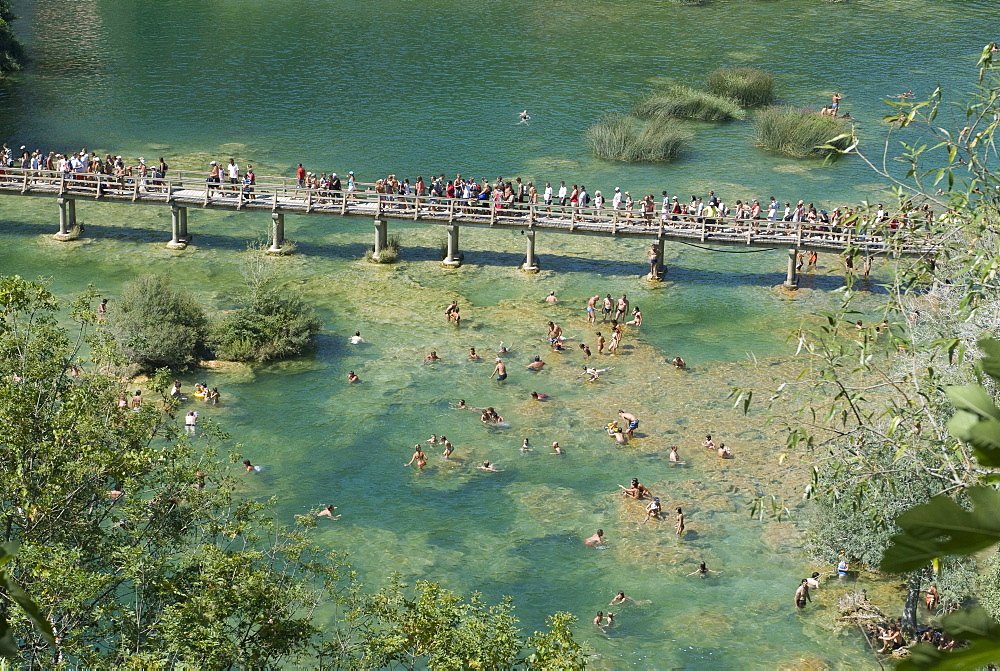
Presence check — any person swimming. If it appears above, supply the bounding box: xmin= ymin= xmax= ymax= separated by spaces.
xmin=478 ymin=461 xmax=499 ymax=472
xmin=530 ymin=391 xmax=549 ymax=401
xmin=518 ymin=110 xmax=530 ymax=124
xmin=243 ymin=459 xmax=260 ymax=473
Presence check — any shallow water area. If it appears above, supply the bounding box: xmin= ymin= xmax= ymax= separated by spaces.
xmin=2 ymin=0 xmax=989 ymax=666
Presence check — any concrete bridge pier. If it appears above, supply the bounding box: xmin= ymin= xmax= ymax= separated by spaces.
xmin=443 ymin=224 xmax=461 ymax=267
xmin=784 ymin=247 xmax=799 ymax=288
xmin=521 ymin=229 xmax=539 ymax=272
xmin=267 ymin=211 xmax=286 ymax=254
xmin=167 ymin=205 xmax=187 ymax=249
xmin=371 ymin=215 xmax=388 ymax=261
xmin=54 ymin=197 xmax=77 ymax=241
xmin=179 ymin=206 xmax=189 ymax=242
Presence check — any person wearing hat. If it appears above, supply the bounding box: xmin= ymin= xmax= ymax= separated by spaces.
xmin=330 ymin=171 xmax=341 ymax=193
xmin=347 ymin=171 xmax=356 ymax=197
xmin=645 ymin=497 xmax=662 ymax=521
xmin=612 ymin=186 xmax=622 ymax=212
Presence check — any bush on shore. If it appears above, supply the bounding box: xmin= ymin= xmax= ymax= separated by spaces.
xmin=634 ymin=84 xmax=745 ymax=122
xmin=752 ymin=106 xmax=852 ymax=158
xmin=706 ymin=67 xmax=776 ymax=108
xmin=105 ymin=274 xmax=208 ymax=372
xmin=586 ymin=113 xmax=691 ymax=163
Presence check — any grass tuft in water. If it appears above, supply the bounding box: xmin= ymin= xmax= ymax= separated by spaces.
xmin=706 ymin=67 xmax=776 ymax=108
xmin=364 ymin=232 xmax=401 ymax=263
xmin=586 ymin=113 xmax=691 ymax=163
xmin=752 ymin=106 xmax=852 ymax=158
xmin=634 ymin=84 xmax=745 ymax=122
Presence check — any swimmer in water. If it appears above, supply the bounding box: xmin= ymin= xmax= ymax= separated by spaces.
xmin=583 ymin=365 xmax=609 ymax=382
xmin=718 ymin=443 xmax=732 ymax=459
xmin=609 ymin=591 xmax=632 ymax=606
xmin=490 ymin=358 xmax=507 ymax=382
xmin=526 ymin=355 xmax=545 ymax=371
xmin=406 ymin=445 xmax=428 ymax=469
xmin=795 ymin=579 xmax=812 ymax=608
xmin=672 ymin=356 xmax=686 ymax=369
xmin=349 ymin=331 xmax=364 ymax=344
xmin=669 ymin=445 xmax=684 ymax=465
xmin=497 ymin=341 xmax=512 ymax=355
xmin=518 ymin=109 xmax=530 ymax=124
xmin=426 ymin=434 xmax=439 ymax=444
xmin=441 ymin=436 xmax=454 ymax=459
xmin=593 ymin=611 xmax=605 ymax=629
xmin=550 ymin=442 xmax=563 ymax=454
xmin=584 ymin=529 xmax=605 ymax=546
xmin=675 ymin=507 xmax=685 ymax=536
xmin=702 ymin=435 xmax=716 ymax=450
xmin=468 ymin=347 xmax=480 ymax=361
xmin=425 ymin=350 xmax=440 ymax=363
xmin=348 ymin=371 xmax=360 ymax=383
xmin=521 ymin=438 xmax=533 ymax=451
xmin=478 ymin=461 xmax=499 ymax=472
xmin=645 ymin=497 xmax=662 ymax=522
xmin=530 ymin=391 xmax=549 ymax=401
xmin=316 ymin=505 xmax=341 ymax=519
xmin=243 ymin=459 xmax=257 ymax=473
xmin=688 ymin=561 xmax=720 ymax=576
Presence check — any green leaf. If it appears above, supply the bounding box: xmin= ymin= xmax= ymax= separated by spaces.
xmin=881 ymin=487 xmax=1000 ymax=573
xmin=945 ymin=385 xmax=1000 ymax=421
xmin=967 ymin=418 xmax=1000 ymax=467
xmin=0 ymin=542 xmax=19 ymax=570
xmin=898 ymin=606 xmax=1000 ymax=670
xmin=0 ymin=574 xmax=56 ymax=647
xmin=979 ymin=338 xmax=1000 ymax=383
xmin=0 ymin=618 xmax=17 ymax=658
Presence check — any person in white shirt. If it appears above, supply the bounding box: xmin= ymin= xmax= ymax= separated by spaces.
xmin=349 ymin=331 xmax=364 ymax=344
xmin=227 ymin=158 xmax=240 ymax=187
xmin=543 ymin=182 xmax=553 ymax=207
xmin=557 ymin=181 xmax=568 ymax=206
xmin=612 ymin=187 xmax=622 ymax=211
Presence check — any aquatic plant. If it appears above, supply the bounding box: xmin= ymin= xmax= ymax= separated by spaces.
xmin=706 ymin=67 xmax=776 ymax=108
xmin=634 ymin=84 xmax=745 ymax=122
xmin=586 ymin=113 xmax=691 ymax=163
xmin=365 ymin=232 xmax=401 ymax=263
xmin=752 ymin=106 xmax=851 ymax=158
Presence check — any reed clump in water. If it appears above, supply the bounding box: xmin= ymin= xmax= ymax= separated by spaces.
xmin=586 ymin=113 xmax=691 ymax=163
xmin=364 ymin=232 xmax=401 ymax=263
xmin=752 ymin=106 xmax=852 ymax=158
xmin=634 ymin=84 xmax=745 ymax=122
xmin=706 ymin=67 xmax=776 ymax=108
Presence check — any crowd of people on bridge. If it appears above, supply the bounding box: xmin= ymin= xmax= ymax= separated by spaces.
xmin=0 ymin=141 xmax=943 ymax=233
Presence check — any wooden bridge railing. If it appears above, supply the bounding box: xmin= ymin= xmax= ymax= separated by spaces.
xmin=0 ymin=167 xmax=941 ymax=255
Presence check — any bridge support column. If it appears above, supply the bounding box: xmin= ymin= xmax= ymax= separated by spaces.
xmin=521 ymin=229 xmax=539 ymax=272
xmin=54 ymin=197 xmax=77 ymax=241
xmin=372 ymin=215 xmax=388 ymax=261
xmin=179 ymin=206 xmax=189 ymax=241
xmin=443 ymin=224 xmax=461 ymax=267
xmin=267 ymin=212 xmax=286 ymax=254
xmin=784 ymin=247 xmax=798 ymax=288
xmin=167 ymin=204 xmax=187 ymax=249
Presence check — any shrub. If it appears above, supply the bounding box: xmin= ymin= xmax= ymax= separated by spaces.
xmin=210 ymin=245 xmax=322 ymax=362
xmin=211 ymin=292 xmax=321 ymax=363
xmin=634 ymin=84 xmax=745 ymax=121
xmin=105 ymin=274 xmax=208 ymax=372
xmin=586 ymin=113 xmax=691 ymax=163
xmin=706 ymin=67 xmax=776 ymax=107
xmin=752 ymin=106 xmax=852 ymax=158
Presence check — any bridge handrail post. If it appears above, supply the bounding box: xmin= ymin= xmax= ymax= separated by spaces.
xmin=490 ymin=201 xmax=496 ymax=227
xmin=59 ymin=171 xmax=65 ymax=196
xmin=96 ymin=174 xmax=103 ymax=199
xmin=796 ymin=223 xmax=803 ymax=246
xmin=340 ymin=190 xmax=348 ymax=215
xmin=132 ymin=175 xmax=140 ymax=202
xmin=529 ymin=204 xmax=536 ymax=225
xmin=700 ymin=217 xmax=706 ymax=242
xmin=306 ymin=189 xmax=312 ymax=213
xmin=658 ymin=217 xmax=664 ymax=238
xmin=21 ymin=169 xmax=28 ymax=193
xmin=165 ymin=180 xmax=172 ymax=203
xmin=413 ymin=196 xmax=419 ymax=220
xmin=449 ymin=197 xmax=455 ymax=222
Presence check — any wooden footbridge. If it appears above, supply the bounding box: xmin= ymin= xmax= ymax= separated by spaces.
xmin=0 ymin=168 xmax=940 ymax=286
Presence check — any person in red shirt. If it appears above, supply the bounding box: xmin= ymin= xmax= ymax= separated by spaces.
xmin=296 ymin=163 xmax=306 ymax=188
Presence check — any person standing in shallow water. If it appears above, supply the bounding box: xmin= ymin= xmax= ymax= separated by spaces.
xmin=795 ymin=579 xmax=812 ymax=608
xmin=490 ymin=358 xmax=507 ymax=382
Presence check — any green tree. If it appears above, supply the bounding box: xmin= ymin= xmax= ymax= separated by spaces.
xmin=0 ymin=1 xmax=26 ymax=76
xmin=104 ymin=274 xmax=208 ymax=372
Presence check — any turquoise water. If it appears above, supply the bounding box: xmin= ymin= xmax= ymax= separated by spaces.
xmin=0 ymin=0 xmax=988 ymax=667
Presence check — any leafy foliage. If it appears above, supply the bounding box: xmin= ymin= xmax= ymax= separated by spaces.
xmin=104 ymin=274 xmax=208 ymax=372
xmin=0 ymin=0 xmax=26 ymax=76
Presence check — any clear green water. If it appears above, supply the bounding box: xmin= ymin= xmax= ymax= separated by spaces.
xmin=0 ymin=0 xmax=989 ymax=667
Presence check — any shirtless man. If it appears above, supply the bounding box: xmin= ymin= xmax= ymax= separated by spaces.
xmin=424 ymin=351 xmax=440 ymax=363
xmin=672 ymin=356 xmax=686 ymax=369
xmin=584 ymin=529 xmax=605 ymax=546
xmin=794 ymin=579 xmax=812 ymax=608
xmin=675 ymin=507 xmax=685 ymax=535
xmin=626 ymin=307 xmax=642 ymax=326
xmin=348 ymin=371 xmax=360 ymax=383
xmin=586 ymin=295 xmax=599 ymax=324
xmin=602 ymin=294 xmax=613 ymax=322
xmin=615 ymin=295 xmax=629 ymax=321
xmin=316 ymin=505 xmax=341 ymax=519
xmin=526 ymin=356 xmax=545 ymax=371
xmin=130 ymin=390 xmax=143 ymax=410
xmin=618 ymin=410 xmax=639 ymax=438
xmin=547 ymin=321 xmax=563 ymax=345
xmin=648 ymin=245 xmax=660 ymax=278
xmin=596 ymin=332 xmax=606 ymax=354
xmin=545 ymin=291 xmax=558 ymax=304
xmin=619 ymin=478 xmax=649 ymax=499
xmin=478 ymin=461 xmax=500 ymax=472
xmin=444 ymin=300 xmax=458 ymax=321
xmin=669 ymin=446 xmax=683 ymax=464
xmin=583 ymin=365 xmax=608 ymax=382
xmin=490 ymin=358 xmax=507 ymax=382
